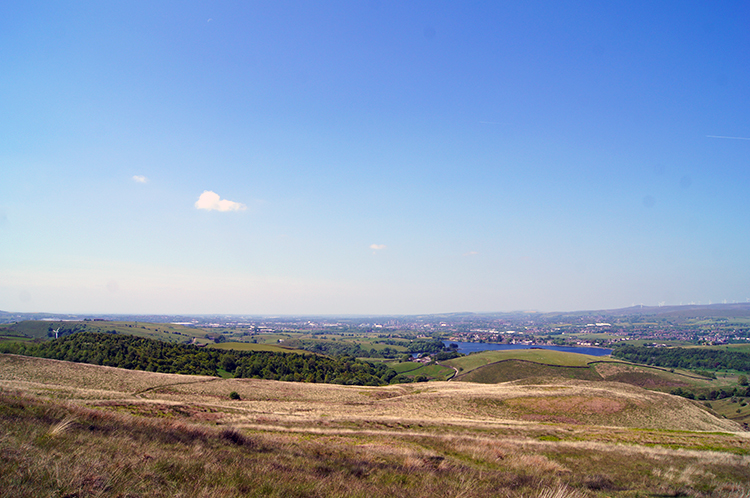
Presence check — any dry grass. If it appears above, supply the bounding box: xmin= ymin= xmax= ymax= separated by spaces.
xmin=446 ymin=350 xmax=601 ymax=372
xmin=1 ymin=354 xmax=742 ymax=433
xmin=2 ymin=353 xmax=750 ymax=497
xmin=0 ymin=353 xmax=217 ymax=397
xmin=537 ymin=486 xmax=586 ymax=498
xmin=47 ymin=415 xmax=77 ymax=438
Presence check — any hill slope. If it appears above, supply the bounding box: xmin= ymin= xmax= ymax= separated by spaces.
xmin=2 ymin=353 xmax=749 ymax=497
xmin=0 ymin=353 xmax=739 ymax=433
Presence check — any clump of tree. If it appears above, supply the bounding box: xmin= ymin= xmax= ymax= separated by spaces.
xmin=10 ymin=332 xmax=397 ymax=386
xmin=406 ymin=339 xmax=447 ymax=354
xmin=434 ymin=351 xmax=462 ymax=361
xmin=671 ymin=386 xmax=749 ymax=400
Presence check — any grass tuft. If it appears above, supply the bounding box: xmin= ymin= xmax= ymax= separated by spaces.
xmin=47 ymin=416 xmax=76 ymax=438
xmin=538 ymin=485 xmax=586 ymax=498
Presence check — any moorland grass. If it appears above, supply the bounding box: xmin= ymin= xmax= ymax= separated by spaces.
xmin=2 ymin=354 xmax=750 ymax=497
xmin=454 ymin=360 xmax=602 ymax=384
xmin=2 ymin=388 xmax=749 ymax=498
xmin=445 ymin=350 xmax=601 ymax=375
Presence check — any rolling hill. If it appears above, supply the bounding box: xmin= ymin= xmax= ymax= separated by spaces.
xmin=1 ymin=353 xmax=749 ymax=497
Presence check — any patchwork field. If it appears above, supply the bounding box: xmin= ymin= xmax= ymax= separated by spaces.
xmin=1 ymin=353 xmax=749 ymax=497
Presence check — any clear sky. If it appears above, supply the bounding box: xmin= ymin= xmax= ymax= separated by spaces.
xmin=2 ymin=1 xmax=749 ymax=315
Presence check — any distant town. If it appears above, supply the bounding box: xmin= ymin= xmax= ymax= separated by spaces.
xmin=3 ymin=303 xmax=749 ymax=348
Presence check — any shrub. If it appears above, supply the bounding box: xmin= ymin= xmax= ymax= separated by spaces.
xmin=229 ymin=391 xmax=241 ymax=400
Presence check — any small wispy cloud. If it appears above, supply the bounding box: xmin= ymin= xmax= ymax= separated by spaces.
xmin=706 ymin=135 xmax=750 ymax=140
xmin=195 ymin=191 xmax=246 ymax=212
xmin=370 ymin=244 xmax=386 ymax=251
xmin=132 ymin=175 xmax=148 ymax=183
xmin=463 ymin=251 xmax=479 ymax=256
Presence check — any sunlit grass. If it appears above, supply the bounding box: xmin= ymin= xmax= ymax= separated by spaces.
xmin=446 ymin=350 xmax=600 ymax=375
xmin=2 ymin=353 xmax=750 ymax=497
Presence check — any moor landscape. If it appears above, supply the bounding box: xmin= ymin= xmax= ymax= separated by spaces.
xmin=4 ymin=5 xmax=750 ymax=497
xmin=1 ymin=306 xmax=749 ymax=497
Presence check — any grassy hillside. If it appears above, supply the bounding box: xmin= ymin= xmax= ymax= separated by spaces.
xmin=592 ymin=361 xmax=718 ymax=390
xmin=440 ymin=351 xmax=750 ymax=426
xmin=1 ymin=353 xmax=749 ymax=497
xmin=445 ymin=349 xmax=601 ymax=376
xmin=0 ymin=320 xmax=210 ymax=343
xmin=453 ymin=359 xmax=601 ymax=384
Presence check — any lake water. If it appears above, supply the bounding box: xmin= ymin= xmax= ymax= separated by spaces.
xmin=443 ymin=341 xmax=612 ymax=356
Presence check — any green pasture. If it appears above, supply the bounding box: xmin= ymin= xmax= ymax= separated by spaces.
xmin=248 ymin=333 xmax=302 ymax=344
xmin=395 ymin=363 xmax=453 ymax=381
xmin=385 ymin=361 xmax=454 ymax=381
xmin=389 ymin=362 xmax=424 ymax=374
xmin=695 ymin=344 xmax=750 ymax=352
xmin=411 ymin=363 xmax=454 ymax=380
xmin=569 ymin=332 xmax=616 ymax=341
xmin=688 ymin=317 xmax=750 ymax=326
xmin=620 ymin=339 xmax=695 ymax=347
xmin=210 ymin=342 xmax=309 ymax=354
xmin=0 ymin=335 xmax=34 ymax=343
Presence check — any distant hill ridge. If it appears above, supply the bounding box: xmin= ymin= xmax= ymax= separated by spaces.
xmin=4 ymin=302 xmax=750 ymax=325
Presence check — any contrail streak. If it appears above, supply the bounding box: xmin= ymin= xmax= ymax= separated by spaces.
xmin=706 ymin=135 xmax=750 ymax=140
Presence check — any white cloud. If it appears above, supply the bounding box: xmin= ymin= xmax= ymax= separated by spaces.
xmin=463 ymin=251 xmax=479 ymax=256
xmin=195 ymin=191 xmax=247 ymax=212
xmin=132 ymin=175 xmax=148 ymax=183
xmin=370 ymin=244 xmax=386 ymax=250
xmin=706 ymin=135 xmax=750 ymax=140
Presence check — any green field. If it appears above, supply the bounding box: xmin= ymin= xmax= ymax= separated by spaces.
xmin=209 ymin=342 xmax=310 ymax=354
xmin=698 ymin=343 xmax=750 ymax=352
xmin=387 ymin=361 xmax=454 ymax=381
xmin=620 ymin=339 xmax=696 ymax=347
xmin=389 ymin=362 xmax=424 ymax=374
xmin=568 ymin=332 xmax=617 ymax=341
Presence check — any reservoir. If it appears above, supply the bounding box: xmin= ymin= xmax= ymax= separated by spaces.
xmin=443 ymin=341 xmax=612 ymax=356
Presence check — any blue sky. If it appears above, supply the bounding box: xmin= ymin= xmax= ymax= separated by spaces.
xmin=2 ymin=1 xmax=749 ymax=315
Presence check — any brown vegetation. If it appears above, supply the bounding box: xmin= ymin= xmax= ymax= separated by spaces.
xmin=1 ymin=353 xmax=749 ymax=497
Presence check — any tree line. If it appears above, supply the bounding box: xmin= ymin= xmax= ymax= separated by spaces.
xmin=3 ymin=332 xmax=397 ymax=386
xmin=612 ymin=345 xmax=750 ymax=372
